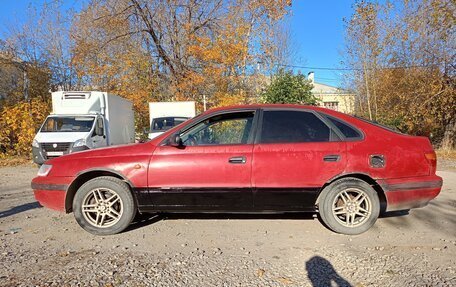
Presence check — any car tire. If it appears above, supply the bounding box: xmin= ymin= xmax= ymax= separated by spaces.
xmin=318 ymin=178 xmax=380 ymax=235
xmin=73 ymin=176 xmax=137 ymax=235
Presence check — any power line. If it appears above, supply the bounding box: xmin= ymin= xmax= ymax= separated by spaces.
xmin=276 ymin=63 xmax=442 ymax=71
xmin=315 ymin=77 xmax=339 ymax=81
xmin=277 ymin=63 xmax=353 ymax=71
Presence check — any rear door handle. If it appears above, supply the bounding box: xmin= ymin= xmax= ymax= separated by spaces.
xmin=323 ymin=154 xmax=340 ymax=162
xmin=229 ymin=156 xmax=246 ymax=164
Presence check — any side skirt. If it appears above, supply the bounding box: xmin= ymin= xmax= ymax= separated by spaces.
xmin=133 ymin=187 xmax=320 ymax=213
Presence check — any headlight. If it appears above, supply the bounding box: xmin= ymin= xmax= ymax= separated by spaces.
xmin=73 ymin=138 xmax=86 ymax=148
xmin=37 ymin=164 xmax=52 ymax=176
xmin=32 ymin=139 xmax=39 ymax=148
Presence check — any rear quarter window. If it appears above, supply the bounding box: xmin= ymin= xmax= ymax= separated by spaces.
xmin=326 ymin=116 xmax=362 ymax=140
xmin=354 ymin=116 xmax=405 ymax=135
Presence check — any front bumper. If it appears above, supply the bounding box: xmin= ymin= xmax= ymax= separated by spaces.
xmin=32 ymin=143 xmax=90 ymax=165
xmin=32 ymin=146 xmax=46 ymax=165
xmin=379 ymin=175 xmax=443 ymax=212
xmin=31 ymin=176 xmax=74 ymax=212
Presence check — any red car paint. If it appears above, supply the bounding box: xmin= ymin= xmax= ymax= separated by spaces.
xmin=31 ymin=104 xmax=442 ymax=214
xmin=34 ymin=189 xmax=66 ymax=211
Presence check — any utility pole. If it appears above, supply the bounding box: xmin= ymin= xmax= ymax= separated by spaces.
xmin=203 ymin=94 xmax=207 ymax=111
xmin=23 ymin=67 xmax=29 ymax=102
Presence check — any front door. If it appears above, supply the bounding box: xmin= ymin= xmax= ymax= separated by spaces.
xmin=143 ymin=110 xmax=258 ymax=211
xmin=91 ymin=117 xmax=107 ymax=148
xmin=252 ymin=109 xmax=347 ymax=211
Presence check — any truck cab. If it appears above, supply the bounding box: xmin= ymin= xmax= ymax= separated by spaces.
xmin=33 ymin=114 xmax=106 ymax=163
xmin=148 ymin=101 xmax=196 ymax=139
xmin=32 ymin=91 xmax=134 ymax=165
xmin=149 ymin=116 xmax=189 ymax=139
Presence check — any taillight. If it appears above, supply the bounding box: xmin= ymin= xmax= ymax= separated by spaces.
xmin=424 ymin=152 xmax=437 ymax=174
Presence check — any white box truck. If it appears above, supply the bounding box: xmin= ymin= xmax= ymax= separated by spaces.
xmin=148 ymin=101 xmax=196 ymax=139
xmin=32 ymin=91 xmax=135 ymax=164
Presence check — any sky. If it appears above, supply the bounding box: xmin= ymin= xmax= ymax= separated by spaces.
xmin=0 ymin=0 xmax=355 ymax=87
xmin=289 ymin=1 xmax=355 ymax=87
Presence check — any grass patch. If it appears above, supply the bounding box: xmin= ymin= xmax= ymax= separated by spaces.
xmin=436 ymin=149 xmax=456 ymax=160
xmin=0 ymin=155 xmax=34 ymax=167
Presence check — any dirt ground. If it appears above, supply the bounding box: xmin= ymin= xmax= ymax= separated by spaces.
xmin=0 ymin=163 xmax=455 ymax=286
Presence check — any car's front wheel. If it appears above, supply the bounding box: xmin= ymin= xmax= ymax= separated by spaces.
xmin=318 ymin=178 xmax=380 ymax=235
xmin=73 ymin=176 xmax=137 ymax=235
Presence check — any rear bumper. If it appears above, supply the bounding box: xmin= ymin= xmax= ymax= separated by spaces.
xmin=31 ymin=176 xmax=73 ymax=212
xmin=379 ymin=175 xmax=442 ymax=212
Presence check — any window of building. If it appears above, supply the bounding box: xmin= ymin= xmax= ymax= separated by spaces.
xmin=324 ymin=101 xmax=339 ymax=111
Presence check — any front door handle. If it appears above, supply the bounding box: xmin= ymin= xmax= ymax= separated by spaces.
xmin=229 ymin=156 xmax=246 ymax=164
xmin=323 ymin=154 xmax=340 ymax=162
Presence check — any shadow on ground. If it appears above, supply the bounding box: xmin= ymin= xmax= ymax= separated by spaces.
xmin=377 ymin=198 xmax=456 ymax=236
xmin=379 ymin=210 xmax=409 ymax=218
xmin=306 ymin=256 xmax=352 ymax=287
xmin=0 ymin=201 xmax=42 ymax=218
xmin=126 ymin=205 xmax=456 ymax=235
xmin=127 ymin=212 xmax=316 ymax=232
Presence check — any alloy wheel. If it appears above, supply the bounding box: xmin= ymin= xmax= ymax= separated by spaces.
xmin=331 ymin=188 xmax=372 ymax=228
xmin=81 ymin=188 xmax=124 ymax=228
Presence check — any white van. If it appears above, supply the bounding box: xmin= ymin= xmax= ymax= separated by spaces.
xmin=32 ymin=91 xmax=135 ymax=164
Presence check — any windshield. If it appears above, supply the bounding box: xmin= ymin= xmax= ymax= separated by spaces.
xmin=40 ymin=116 xmax=95 ymax=133
xmin=151 ymin=117 xmax=189 ymax=132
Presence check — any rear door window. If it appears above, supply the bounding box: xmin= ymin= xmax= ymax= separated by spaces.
xmin=260 ymin=110 xmax=331 ymax=143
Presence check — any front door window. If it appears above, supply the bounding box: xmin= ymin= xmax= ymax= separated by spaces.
xmin=180 ymin=112 xmax=254 ymax=146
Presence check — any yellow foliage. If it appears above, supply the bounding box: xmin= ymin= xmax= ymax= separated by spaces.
xmin=0 ymin=99 xmax=51 ymax=156
xmin=180 ymin=21 xmax=251 ymax=105
xmin=214 ymin=92 xmax=248 ymax=107
xmin=71 ymin=0 xmax=290 ymax=125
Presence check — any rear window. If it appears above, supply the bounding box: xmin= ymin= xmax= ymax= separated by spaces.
xmin=326 ymin=116 xmax=362 ymax=139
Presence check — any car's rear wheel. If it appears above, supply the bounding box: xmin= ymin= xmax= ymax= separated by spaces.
xmin=318 ymin=178 xmax=380 ymax=235
xmin=73 ymin=176 xmax=136 ymax=235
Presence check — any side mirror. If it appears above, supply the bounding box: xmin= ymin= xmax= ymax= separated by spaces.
xmin=95 ymin=126 xmax=104 ymax=137
xmin=169 ymin=134 xmax=183 ymax=147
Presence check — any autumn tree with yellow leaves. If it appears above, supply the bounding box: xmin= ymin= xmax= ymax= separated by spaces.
xmin=344 ymin=0 xmax=455 ymax=149
xmin=72 ymin=0 xmax=291 ymax=115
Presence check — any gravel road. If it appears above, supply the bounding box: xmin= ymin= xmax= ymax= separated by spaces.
xmin=0 ymin=164 xmax=455 ymax=287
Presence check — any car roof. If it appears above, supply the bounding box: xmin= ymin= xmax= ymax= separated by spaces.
xmin=202 ymin=104 xmax=344 ymax=116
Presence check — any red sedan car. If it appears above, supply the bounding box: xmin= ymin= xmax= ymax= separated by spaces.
xmin=31 ymin=105 xmax=442 ymax=235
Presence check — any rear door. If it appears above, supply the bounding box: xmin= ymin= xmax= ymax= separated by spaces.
xmin=252 ymin=108 xmax=347 ymax=211
xmin=144 ymin=110 xmax=258 ymax=211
